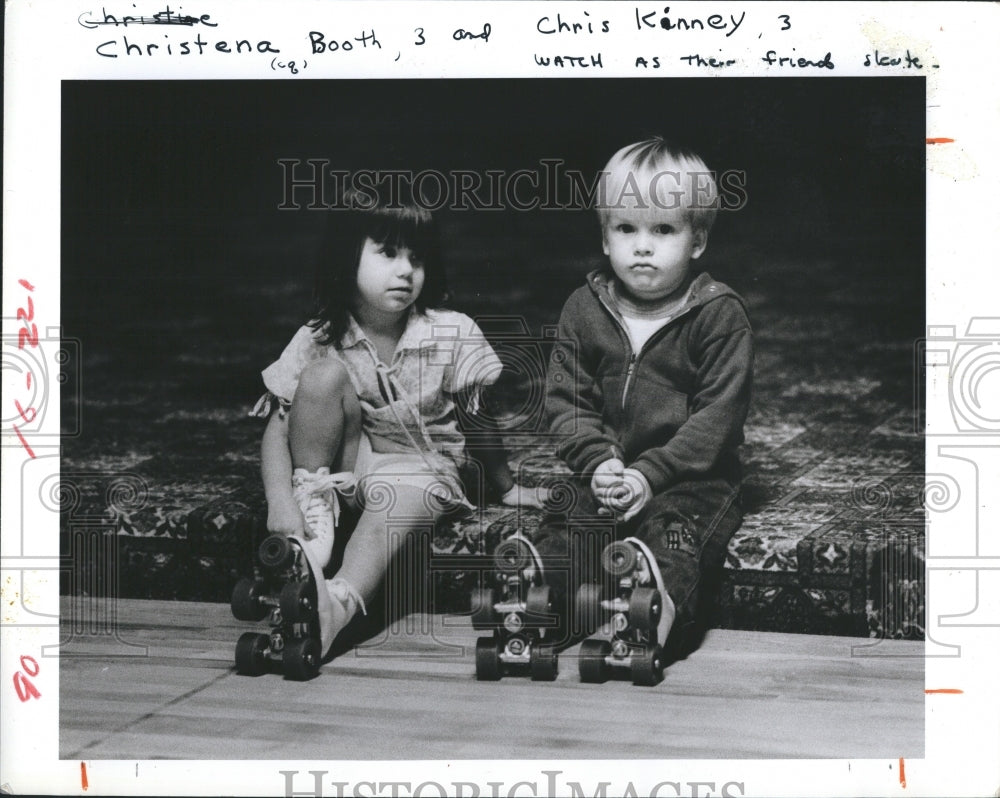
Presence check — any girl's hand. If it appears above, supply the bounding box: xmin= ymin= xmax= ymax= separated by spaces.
xmin=266 ymin=494 xmax=306 ymax=536
xmin=500 ymin=483 xmax=551 ymax=510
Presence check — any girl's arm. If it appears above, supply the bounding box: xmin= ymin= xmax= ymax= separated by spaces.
xmin=465 ymin=409 xmax=515 ymax=497
xmin=458 ymin=389 xmax=548 ymax=510
xmin=261 ymin=410 xmax=306 ymax=536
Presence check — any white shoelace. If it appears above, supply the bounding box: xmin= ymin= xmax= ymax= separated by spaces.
xmin=327 ymin=577 xmax=367 ymax=616
xmin=301 ymin=471 xmax=358 ymax=530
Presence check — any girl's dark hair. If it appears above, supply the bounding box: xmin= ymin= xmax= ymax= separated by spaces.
xmin=309 ymin=182 xmax=448 ymax=345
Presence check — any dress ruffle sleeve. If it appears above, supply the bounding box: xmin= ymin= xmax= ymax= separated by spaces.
xmin=248 ymin=325 xmax=334 ymax=419
xmin=445 ymin=314 xmax=504 ymax=414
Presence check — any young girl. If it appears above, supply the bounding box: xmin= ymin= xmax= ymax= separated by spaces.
xmin=251 ymin=184 xmax=546 ymax=657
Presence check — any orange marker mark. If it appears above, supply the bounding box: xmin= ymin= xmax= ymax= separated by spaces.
xmin=81 ymin=762 xmax=89 ymax=791
xmin=925 ymin=688 xmax=963 ymax=694
xmin=898 ymin=757 xmax=906 ymax=788
xmin=926 ymin=138 xmax=955 ymax=144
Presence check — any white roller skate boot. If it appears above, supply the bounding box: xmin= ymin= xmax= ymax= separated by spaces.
xmin=292 ymin=467 xmax=357 ymax=569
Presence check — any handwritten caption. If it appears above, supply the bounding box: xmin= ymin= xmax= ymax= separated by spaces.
xmin=13 ymin=655 xmax=41 ymax=702
xmin=10 ymin=279 xmax=39 ymax=458
xmin=76 ymin=5 xmax=938 ymax=73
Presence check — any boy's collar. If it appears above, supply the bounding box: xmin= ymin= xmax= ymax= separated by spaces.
xmin=609 ymin=276 xmax=695 ymax=318
xmin=589 ymin=270 xmax=725 ymax=312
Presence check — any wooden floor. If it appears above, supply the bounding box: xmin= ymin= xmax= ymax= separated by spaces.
xmin=60 ymin=599 xmax=924 ymax=761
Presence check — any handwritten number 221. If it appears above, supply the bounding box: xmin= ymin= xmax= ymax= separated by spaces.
xmin=18 ymin=293 xmax=38 ymax=350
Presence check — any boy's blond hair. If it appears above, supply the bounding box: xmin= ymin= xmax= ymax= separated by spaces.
xmin=597 ymin=137 xmax=719 ymax=235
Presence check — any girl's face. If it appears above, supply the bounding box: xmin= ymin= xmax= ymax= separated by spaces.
xmin=353 ymin=237 xmax=425 ymax=317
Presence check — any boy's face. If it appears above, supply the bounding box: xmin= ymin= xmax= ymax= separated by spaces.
xmin=602 ymin=203 xmax=707 ymax=303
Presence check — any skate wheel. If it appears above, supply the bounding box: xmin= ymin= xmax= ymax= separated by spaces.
xmin=493 ymin=538 xmax=533 ymax=574
xmin=280 ymin=580 xmax=316 ymax=624
xmin=231 ymin=578 xmax=269 ymax=621
xmin=525 ymin=584 xmax=554 ymax=625
xmin=630 ymin=644 xmax=665 ymax=687
xmin=259 ymin=534 xmax=296 ymax=571
xmin=578 ymin=638 xmax=612 ymax=683
xmin=530 ymin=644 xmax=558 ymax=682
xmin=629 ymin=587 xmax=662 ymax=638
xmin=475 ymin=637 xmax=503 ymax=681
xmin=471 ymin=587 xmax=497 ymax=630
xmin=574 ymin=583 xmax=604 ymax=637
xmin=282 ymin=637 xmax=321 ymax=681
xmin=234 ymin=632 xmax=270 ymax=676
xmin=602 ymin=541 xmax=638 ymax=577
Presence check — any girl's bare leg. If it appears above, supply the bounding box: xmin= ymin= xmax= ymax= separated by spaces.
xmin=288 ymin=359 xmax=360 ymax=471
xmin=335 ymin=484 xmax=439 ymax=600
xmin=322 ymin=483 xmax=443 ymax=638
xmin=284 ymin=359 xmax=361 ymax=565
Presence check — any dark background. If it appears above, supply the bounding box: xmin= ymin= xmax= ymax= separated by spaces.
xmin=61 ymin=77 xmax=924 ymax=474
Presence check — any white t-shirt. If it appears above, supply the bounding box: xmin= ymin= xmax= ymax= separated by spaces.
xmin=620 ymin=313 xmax=673 ymax=354
xmin=612 ymin=281 xmax=693 ymax=353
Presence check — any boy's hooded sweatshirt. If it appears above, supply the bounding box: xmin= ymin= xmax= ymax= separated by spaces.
xmin=546 ymin=270 xmax=753 ymax=493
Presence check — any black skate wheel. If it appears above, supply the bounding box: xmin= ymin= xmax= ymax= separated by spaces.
xmin=578 ymin=638 xmax=612 ymax=683
xmin=630 ymin=644 xmax=665 ymax=687
xmin=530 ymin=644 xmax=559 ymax=682
xmin=602 ymin=541 xmax=638 ymax=577
xmin=259 ymin=534 xmax=296 ymax=571
xmin=525 ymin=584 xmax=554 ymax=626
xmin=475 ymin=636 xmax=503 ymax=681
xmin=629 ymin=587 xmax=662 ymax=638
xmin=280 ymin=580 xmax=316 ymax=624
xmin=234 ymin=632 xmax=270 ymax=676
xmin=282 ymin=637 xmax=321 ymax=681
xmin=574 ymin=583 xmax=604 ymax=637
xmin=471 ymin=587 xmax=497 ymax=630
xmin=231 ymin=578 xmax=269 ymax=621
xmin=493 ymin=538 xmax=533 ymax=574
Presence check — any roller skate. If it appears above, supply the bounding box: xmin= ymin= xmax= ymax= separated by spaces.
xmin=230 ymin=468 xmax=356 ymax=681
xmin=575 ymin=537 xmax=671 ymax=686
xmin=230 ymin=534 xmax=327 ymax=680
xmin=291 ymin=468 xmax=357 ymax=569
xmin=470 ymin=534 xmax=559 ymax=682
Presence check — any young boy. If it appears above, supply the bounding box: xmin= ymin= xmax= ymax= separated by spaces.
xmin=539 ymin=137 xmax=753 ymax=679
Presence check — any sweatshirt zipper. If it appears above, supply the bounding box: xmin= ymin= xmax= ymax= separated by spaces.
xmin=596 ymin=290 xmax=697 ymax=410
xmin=593 ymin=292 xmax=637 ymax=410
xmin=622 ymin=353 xmax=637 ymax=411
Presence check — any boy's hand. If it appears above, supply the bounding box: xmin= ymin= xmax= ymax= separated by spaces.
xmin=500 ymin=483 xmax=551 ymax=510
xmin=266 ymin=494 xmax=306 ymax=537
xmin=597 ymin=467 xmax=652 ymax=522
xmin=591 ymin=458 xmax=626 ymax=501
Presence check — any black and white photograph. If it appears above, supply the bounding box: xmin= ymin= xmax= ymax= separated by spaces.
xmin=57 ymin=76 xmax=925 ymax=760
xmin=3 ymin=3 xmax=999 ymax=796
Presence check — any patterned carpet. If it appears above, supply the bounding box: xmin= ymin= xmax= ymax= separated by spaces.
xmin=59 ymin=214 xmax=924 ymax=640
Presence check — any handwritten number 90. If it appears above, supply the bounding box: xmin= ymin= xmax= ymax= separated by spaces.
xmin=13 ymin=656 xmax=41 ymax=702
xmin=414 ymin=27 xmax=425 ymax=45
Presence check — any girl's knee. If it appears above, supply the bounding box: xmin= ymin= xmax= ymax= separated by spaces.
xmin=296 ymin=358 xmax=353 ymax=405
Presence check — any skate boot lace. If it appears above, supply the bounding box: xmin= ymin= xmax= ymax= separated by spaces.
xmin=298 ymin=471 xmax=357 ymax=539
xmin=327 ymin=577 xmax=367 ymax=616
